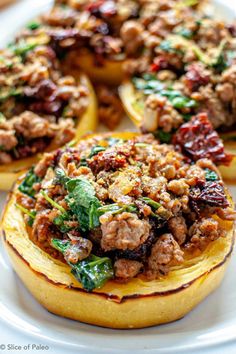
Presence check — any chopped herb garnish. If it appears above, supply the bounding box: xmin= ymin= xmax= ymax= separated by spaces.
xmin=89 ymin=145 xmax=106 ymax=158
xmin=193 ymin=39 xmax=227 ymax=72
xmin=15 ymin=203 xmax=36 ymax=226
xmin=140 ymin=197 xmax=161 ymax=210
xmin=97 ymin=203 xmax=137 ymax=216
xmin=133 ymin=76 xmax=197 ymax=110
xmin=177 ymin=28 xmax=194 ymax=39
xmin=106 ymin=137 xmax=124 ymax=147
xmin=159 ymin=40 xmax=184 ymax=55
xmin=9 ymin=40 xmax=38 ymax=58
xmin=205 ymin=168 xmax=219 ymax=181
xmin=41 ymin=190 xmax=67 ymax=213
xmin=51 ymin=239 xmax=71 ymax=254
xmin=71 ymin=255 xmax=114 ymax=292
xmin=182 ymin=113 xmax=192 ymax=122
xmin=55 ymin=171 xmax=102 ymax=232
xmin=159 ymin=40 xmax=174 ymax=52
xmin=0 ymin=88 xmax=23 ymax=102
xmin=55 ymin=168 xmax=70 ymax=185
xmin=154 ymin=130 xmax=172 ymax=143
xmin=18 ymin=168 xmax=41 ymax=198
xmin=79 ymin=157 xmax=88 ymax=167
xmin=53 ymin=213 xmax=72 ymax=233
xmin=26 ymin=21 xmax=41 ymax=30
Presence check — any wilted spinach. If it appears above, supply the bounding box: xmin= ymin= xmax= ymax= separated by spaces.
xmin=18 ymin=168 xmax=41 ymax=198
xmin=64 ymin=176 xmax=102 ymax=232
xmin=154 ymin=130 xmax=172 ymax=143
xmin=51 ymin=238 xmax=114 ymax=291
xmin=132 ymin=76 xmax=197 ymax=110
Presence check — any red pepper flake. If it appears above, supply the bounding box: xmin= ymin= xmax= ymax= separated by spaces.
xmin=150 ymin=56 xmax=168 ymax=72
xmin=172 ymin=113 xmax=233 ymax=166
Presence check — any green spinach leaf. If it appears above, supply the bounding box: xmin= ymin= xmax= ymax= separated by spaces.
xmin=18 ymin=168 xmax=41 ymax=198
xmin=65 ymin=177 xmax=101 ymax=231
xmin=51 ymin=239 xmax=114 ymax=291
xmin=71 ymin=255 xmax=114 ymax=292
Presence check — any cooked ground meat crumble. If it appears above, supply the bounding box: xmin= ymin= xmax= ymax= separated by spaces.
xmin=120 ymin=0 xmax=236 ymax=137
xmin=16 ymin=134 xmax=235 ymax=289
xmin=0 ymin=45 xmax=89 ymax=164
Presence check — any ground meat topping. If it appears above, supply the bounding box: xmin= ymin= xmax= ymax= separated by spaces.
xmin=16 ymin=134 xmax=234 ymax=287
xmin=64 ymin=237 xmax=93 ymax=264
xmin=114 ymin=258 xmax=142 ymax=279
xmin=186 ymin=218 xmax=225 ymax=251
xmin=0 ymin=43 xmax=88 ymax=164
xmin=100 ymin=212 xmax=150 ymax=251
xmin=147 ymin=233 xmax=184 ymax=277
xmin=168 ymin=216 xmax=187 ymax=245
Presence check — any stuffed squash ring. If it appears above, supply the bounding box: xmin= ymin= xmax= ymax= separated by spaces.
xmin=1 ymin=132 xmax=235 ymax=329
xmin=0 ymin=44 xmax=97 ymax=191
xmin=118 ymin=0 xmax=236 ymax=182
xmin=19 ymin=0 xmax=155 ymax=86
xmin=119 ymin=74 xmax=236 ymax=182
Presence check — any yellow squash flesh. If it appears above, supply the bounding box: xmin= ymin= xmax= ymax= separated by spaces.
xmin=0 ymin=74 xmax=97 ymax=191
xmin=218 ymin=137 xmax=236 ymax=182
xmin=1 ymin=131 xmax=235 ymax=329
xmin=119 ymin=80 xmax=143 ymax=127
xmin=67 ymin=50 xmax=124 ymax=86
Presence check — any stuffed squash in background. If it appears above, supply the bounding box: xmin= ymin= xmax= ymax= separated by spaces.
xmin=118 ymin=2 xmax=236 ymax=181
xmin=0 ymin=43 xmax=97 ymax=190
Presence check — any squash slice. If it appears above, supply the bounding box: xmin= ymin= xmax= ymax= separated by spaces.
xmin=67 ymin=50 xmax=125 ymax=86
xmin=1 ymin=132 xmax=234 ymax=329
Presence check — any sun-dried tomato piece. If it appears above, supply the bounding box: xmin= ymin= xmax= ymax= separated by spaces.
xmin=24 ymin=79 xmax=56 ymax=100
xmin=88 ymin=150 xmax=127 ymax=174
xmin=190 ymin=180 xmax=229 ymax=213
xmin=173 ymin=113 xmax=233 ymax=165
xmin=85 ymin=0 xmax=117 ymax=18
xmin=227 ymin=24 xmax=236 ymax=37
xmin=184 ymin=63 xmax=210 ymax=92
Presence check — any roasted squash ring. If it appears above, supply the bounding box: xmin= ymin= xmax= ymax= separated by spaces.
xmin=0 ymin=73 xmax=97 ymax=191
xmin=1 ymin=132 xmax=234 ymax=329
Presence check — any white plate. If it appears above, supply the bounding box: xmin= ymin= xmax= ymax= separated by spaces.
xmin=0 ymin=1 xmax=236 ymax=353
